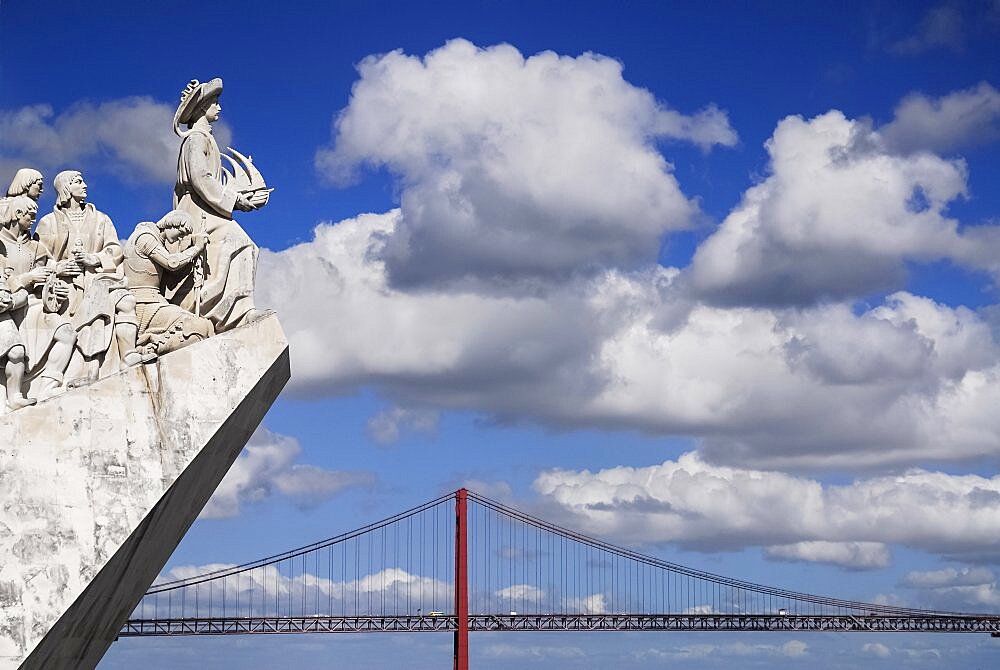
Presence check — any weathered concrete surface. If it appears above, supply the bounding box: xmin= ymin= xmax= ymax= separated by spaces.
xmin=0 ymin=313 xmax=289 ymax=670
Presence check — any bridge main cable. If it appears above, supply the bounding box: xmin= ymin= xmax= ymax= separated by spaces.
xmin=464 ymin=490 xmax=962 ymax=618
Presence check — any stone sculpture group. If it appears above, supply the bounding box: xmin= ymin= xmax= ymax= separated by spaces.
xmin=0 ymin=77 xmax=271 ymax=412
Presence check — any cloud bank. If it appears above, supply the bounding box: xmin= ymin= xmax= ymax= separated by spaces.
xmin=268 ymin=40 xmax=1000 ymax=569
xmin=533 ymin=453 xmax=1000 ymax=565
xmin=151 ymin=564 xmax=451 ymax=617
xmin=259 ymin=212 xmax=1000 ymax=470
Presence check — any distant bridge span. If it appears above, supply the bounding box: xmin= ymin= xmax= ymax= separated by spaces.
xmin=121 ymin=489 xmax=1000 ymax=666
xmin=122 ymin=612 xmax=1000 ymax=636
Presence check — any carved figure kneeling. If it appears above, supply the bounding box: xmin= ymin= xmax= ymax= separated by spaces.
xmin=123 ymin=210 xmax=214 ymax=355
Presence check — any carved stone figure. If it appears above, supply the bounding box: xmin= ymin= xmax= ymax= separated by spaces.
xmin=34 ymin=171 xmax=144 ymax=381
xmin=0 ymin=256 xmax=33 ymax=410
xmin=123 ymin=210 xmax=214 ymax=354
xmin=6 ymin=168 xmax=44 ymax=201
xmin=167 ymin=77 xmax=269 ymax=333
xmin=0 ymin=195 xmax=77 ymax=400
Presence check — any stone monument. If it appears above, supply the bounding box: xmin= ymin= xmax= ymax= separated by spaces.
xmin=0 ymin=78 xmax=288 ymax=670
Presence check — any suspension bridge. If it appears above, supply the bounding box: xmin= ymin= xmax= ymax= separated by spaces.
xmin=120 ymin=489 xmax=1000 ymax=668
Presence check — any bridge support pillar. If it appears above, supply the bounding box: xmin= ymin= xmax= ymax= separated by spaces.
xmin=454 ymin=488 xmax=469 ymax=670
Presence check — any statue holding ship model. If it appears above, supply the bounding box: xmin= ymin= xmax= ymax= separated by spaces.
xmin=0 ymin=76 xmax=273 ymax=410
xmin=167 ymin=77 xmax=271 ymax=333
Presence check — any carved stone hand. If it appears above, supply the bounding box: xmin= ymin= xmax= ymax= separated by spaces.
xmin=191 ymin=232 xmax=209 ymax=249
xmin=247 ymin=190 xmax=270 ymax=209
xmin=234 ymin=193 xmax=255 ymax=212
xmin=73 ymin=251 xmax=102 ymax=269
xmin=27 ymin=266 xmax=52 ymax=286
xmin=55 ymin=259 xmax=83 ymax=278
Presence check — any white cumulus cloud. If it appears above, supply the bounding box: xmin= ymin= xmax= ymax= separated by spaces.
xmin=316 ymin=39 xmax=735 ymax=288
xmin=201 ymin=427 xmax=374 ymax=519
xmin=367 ymin=406 xmax=439 ymax=445
xmin=533 ymin=452 xmax=1000 ymax=562
xmin=495 ymin=584 xmax=544 ymax=603
xmin=902 ymin=566 xmax=1000 ymax=611
xmin=881 ymin=82 xmax=1000 ymax=154
xmin=687 ymin=109 xmax=993 ymax=306
xmin=483 ymin=643 xmax=585 ymax=659
xmin=862 ymin=642 xmax=892 ymax=659
xmin=635 ymin=639 xmax=808 ymax=661
xmin=256 ymin=211 xmax=605 ymax=408
xmin=0 ymin=96 xmax=232 ymax=184
xmin=764 ymin=541 xmax=891 ymax=570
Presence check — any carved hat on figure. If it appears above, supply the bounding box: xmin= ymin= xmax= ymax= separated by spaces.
xmin=173 ymin=78 xmax=223 ymax=132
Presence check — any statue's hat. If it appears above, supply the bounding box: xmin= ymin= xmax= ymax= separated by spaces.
xmin=173 ymin=78 xmax=224 ymax=129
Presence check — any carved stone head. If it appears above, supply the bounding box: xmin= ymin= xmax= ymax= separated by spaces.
xmin=174 ymin=78 xmax=224 ymax=130
xmin=53 ymin=170 xmax=86 ymax=209
xmin=0 ymin=195 xmax=38 ymax=232
xmin=6 ymin=168 xmax=44 ymax=200
xmin=155 ymin=209 xmax=194 ymax=243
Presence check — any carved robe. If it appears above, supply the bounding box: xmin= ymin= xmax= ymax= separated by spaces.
xmin=34 ymin=204 xmax=129 ymax=358
xmin=0 ymin=258 xmax=21 ymax=360
xmin=167 ymin=127 xmax=257 ymax=332
xmin=0 ymin=229 xmax=70 ymax=374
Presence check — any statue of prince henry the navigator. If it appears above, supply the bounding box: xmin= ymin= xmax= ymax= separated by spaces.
xmin=165 ymin=77 xmax=270 ymax=333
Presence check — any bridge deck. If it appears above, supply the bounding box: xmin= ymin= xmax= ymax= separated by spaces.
xmin=120 ymin=613 xmax=1000 ymax=637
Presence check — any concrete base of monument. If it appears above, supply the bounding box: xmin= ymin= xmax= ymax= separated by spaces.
xmin=0 ymin=313 xmax=290 ymax=670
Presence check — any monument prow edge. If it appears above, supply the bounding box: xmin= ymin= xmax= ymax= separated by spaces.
xmin=0 ymin=313 xmax=290 ymax=670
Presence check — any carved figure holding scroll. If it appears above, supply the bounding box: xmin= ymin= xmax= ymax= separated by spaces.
xmin=34 ymin=171 xmax=145 ymax=382
xmin=0 ymin=195 xmax=77 ymax=400
xmin=123 ymin=210 xmax=214 ymax=355
xmin=167 ymin=77 xmax=270 ymax=334
xmin=6 ymin=168 xmax=45 ymax=202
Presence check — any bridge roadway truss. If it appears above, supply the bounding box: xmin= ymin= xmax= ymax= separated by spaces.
xmin=121 ymin=613 xmax=1000 ymax=637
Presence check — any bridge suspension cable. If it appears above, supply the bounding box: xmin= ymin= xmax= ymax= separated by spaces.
xmin=464 ymin=490 xmax=953 ymax=619
xmin=137 ymin=491 xmax=457 ymax=621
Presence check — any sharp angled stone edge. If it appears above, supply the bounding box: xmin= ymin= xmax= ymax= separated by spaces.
xmin=0 ymin=313 xmax=290 ymax=670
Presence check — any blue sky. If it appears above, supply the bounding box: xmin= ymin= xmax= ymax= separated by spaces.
xmin=4 ymin=0 xmax=1000 ymax=667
